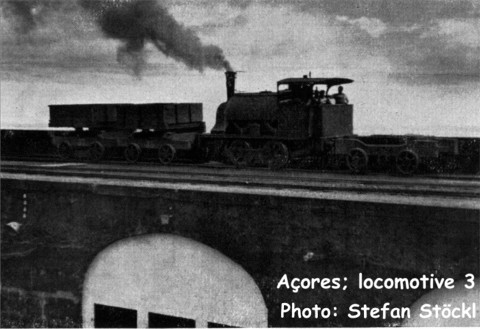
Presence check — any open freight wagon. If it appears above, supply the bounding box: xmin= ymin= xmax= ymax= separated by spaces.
xmin=49 ymin=103 xmax=205 ymax=164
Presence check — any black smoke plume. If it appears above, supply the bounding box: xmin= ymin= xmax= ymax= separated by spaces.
xmin=2 ymin=0 xmax=232 ymax=75
xmin=80 ymin=0 xmax=232 ymax=75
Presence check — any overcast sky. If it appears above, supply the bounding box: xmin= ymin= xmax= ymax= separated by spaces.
xmin=1 ymin=0 xmax=479 ymax=136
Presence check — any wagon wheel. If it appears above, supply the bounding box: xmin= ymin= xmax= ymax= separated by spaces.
xmin=58 ymin=141 xmax=73 ymax=160
xmin=88 ymin=141 xmax=105 ymax=162
xmin=396 ymin=149 xmax=419 ymax=175
xmin=158 ymin=144 xmax=176 ymax=165
xmin=226 ymin=140 xmax=251 ymax=168
xmin=347 ymin=148 xmax=369 ymax=174
xmin=124 ymin=143 xmax=141 ymax=163
xmin=262 ymin=141 xmax=289 ymax=170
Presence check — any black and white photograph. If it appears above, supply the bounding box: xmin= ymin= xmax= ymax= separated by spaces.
xmin=1 ymin=0 xmax=479 ymax=327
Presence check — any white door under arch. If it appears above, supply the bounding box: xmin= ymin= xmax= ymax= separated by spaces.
xmin=82 ymin=234 xmax=268 ymax=328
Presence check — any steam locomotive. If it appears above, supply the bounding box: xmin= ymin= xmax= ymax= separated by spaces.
xmin=48 ymin=72 xmax=479 ymax=174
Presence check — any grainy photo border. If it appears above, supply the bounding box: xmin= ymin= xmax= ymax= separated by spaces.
xmin=1 ymin=0 xmax=479 ymax=328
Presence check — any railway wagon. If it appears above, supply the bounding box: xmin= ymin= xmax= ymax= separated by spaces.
xmin=202 ymin=72 xmax=479 ymax=174
xmin=49 ymin=103 xmax=205 ymax=164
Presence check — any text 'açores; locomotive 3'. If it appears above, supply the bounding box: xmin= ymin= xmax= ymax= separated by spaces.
xmin=49 ymin=72 xmax=478 ymax=174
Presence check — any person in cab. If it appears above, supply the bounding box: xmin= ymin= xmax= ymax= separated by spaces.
xmin=332 ymin=86 xmax=349 ymax=104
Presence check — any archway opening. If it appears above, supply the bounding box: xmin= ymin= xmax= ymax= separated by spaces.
xmin=82 ymin=234 xmax=267 ymax=328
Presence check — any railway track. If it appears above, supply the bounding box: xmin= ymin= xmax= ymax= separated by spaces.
xmin=2 ymin=160 xmax=479 ymax=206
xmin=3 ymin=154 xmax=479 ymax=181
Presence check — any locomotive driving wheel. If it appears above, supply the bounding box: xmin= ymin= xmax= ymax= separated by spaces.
xmin=58 ymin=141 xmax=73 ymax=160
xmin=88 ymin=141 xmax=105 ymax=162
xmin=396 ymin=149 xmax=419 ymax=175
xmin=262 ymin=141 xmax=289 ymax=170
xmin=124 ymin=143 xmax=141 ymax=163
xmin=347 ymin=148 xmax=368 ymax=174
xmin=158 ymin=144 xmax=176 ymax=165
xmin=226 ymin=140 xmax=251 ymax=168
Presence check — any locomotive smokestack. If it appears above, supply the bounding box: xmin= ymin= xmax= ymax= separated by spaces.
xmin=225 ymin=71 xmax=237 ymax=100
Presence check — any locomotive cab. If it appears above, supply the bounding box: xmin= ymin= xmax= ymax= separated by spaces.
xmin=276 ymin=77 xmax=354 ymax=138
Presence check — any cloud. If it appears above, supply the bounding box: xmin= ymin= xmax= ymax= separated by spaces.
xmin=167 ymin=1 xmax=248 ymax=32
xmin=0 ymin=1 xmax=120 ymax=76
xmin=336 ymin=16 xmax=388 ymax=38
xmin=378 ymin=17 xmax=480 ymax=80
xmin=422 ymin=18 xmax=480 ymax=48
xmin=290 ymin=0 xmax=479 ymax=26
xmin=174 ymin=3 xmax=369 ymax=70
xmin=333 ymin=12 xmax=479 ymax=79
xmin=293 ymin=0 xmax=480 ymax=82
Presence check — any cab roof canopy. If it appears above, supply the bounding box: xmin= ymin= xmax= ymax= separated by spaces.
xmin=277 ymin=77 xmax=353 ymax=87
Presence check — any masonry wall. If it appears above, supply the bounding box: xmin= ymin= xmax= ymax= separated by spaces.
xmin=1 ymin=179 xmax=479 ymax=327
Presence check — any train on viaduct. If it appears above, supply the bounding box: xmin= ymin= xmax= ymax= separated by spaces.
xmin=44 ymin=72 xmax=478 ymax=175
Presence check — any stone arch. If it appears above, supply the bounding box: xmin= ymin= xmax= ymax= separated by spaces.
xmin=82 ymin=234 xmax=267 ymax=328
